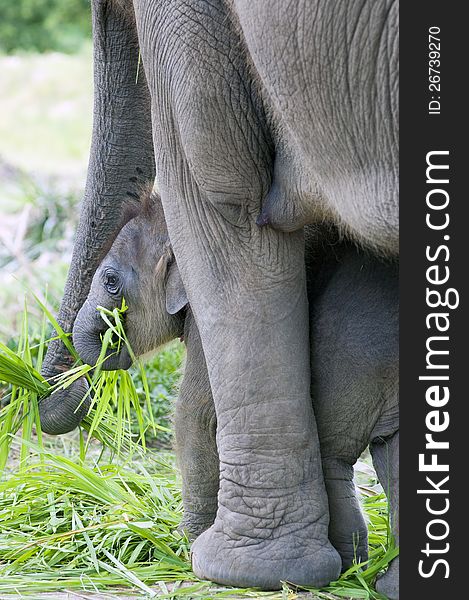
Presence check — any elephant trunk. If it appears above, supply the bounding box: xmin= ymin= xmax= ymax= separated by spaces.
xmin=73 ymin=301 xmax=132 ymax=371
xmin=39 ymin=372 xmax=90 ymax=436
xmin=39 ymin=0 xmax=155 ymax=435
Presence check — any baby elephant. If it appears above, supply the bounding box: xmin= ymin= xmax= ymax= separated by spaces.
xmin=73 ymin=190 xmax=399 ymax=598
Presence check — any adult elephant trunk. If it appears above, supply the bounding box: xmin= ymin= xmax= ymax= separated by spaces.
xmin=40 ymin=1 xmax=155 ymax=435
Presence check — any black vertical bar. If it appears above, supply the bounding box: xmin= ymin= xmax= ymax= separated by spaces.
xmin=400 ymin=3 xmax=466 ymax=598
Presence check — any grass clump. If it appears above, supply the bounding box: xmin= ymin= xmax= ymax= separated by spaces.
xmin=0 ymin=297 xmax=161 ymax=470
xmin=0 ymin=445 xmax=394 ymax=598
xmin=0 ymin=299 xmax=396 ymax=598
xmin=0 ymin=441 xmax=193 ymax=596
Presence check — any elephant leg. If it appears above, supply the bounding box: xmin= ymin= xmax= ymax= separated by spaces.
xmin=165 ymin=207 xmax=341 ymax=590
xmin=370 ymin=432 xmax=399 ymax=600
xmin=174 ymin=320 xmax=219 ymax=540
xmin=174 ymin=395 xmax=218 ymax=539
xmin=322 ymin=458 xmax=368 ymax=570
xmin=134 ymin=0 xmax=341 ymax=589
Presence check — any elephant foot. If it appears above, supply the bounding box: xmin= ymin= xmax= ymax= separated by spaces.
xmin=178 ymin=511 xmax=216 ymax=541
xmin=331 ymin=532 xmax=368 ymax=572
xmin=191 ymin=518 xmax=341 ymax=590
xmin=375 ymin=556 xmax=399 ymax=600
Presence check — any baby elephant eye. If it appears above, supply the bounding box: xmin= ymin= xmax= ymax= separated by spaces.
xmin=104 ymin=271 xmax=120 ymax=295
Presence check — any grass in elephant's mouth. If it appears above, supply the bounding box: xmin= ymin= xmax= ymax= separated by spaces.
xmin=97 ymin=298 xmax=129 ymax=354
xmin=0 ymin=296 xmax=165 ymax=471
xmin=0 ymin=299 xmax=397 ymax=599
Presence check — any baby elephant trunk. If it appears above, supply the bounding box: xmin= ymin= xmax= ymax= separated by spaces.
xmin=73 ymin=300 xmax=132 ymax=371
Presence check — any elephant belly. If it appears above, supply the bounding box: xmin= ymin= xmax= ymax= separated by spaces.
xmin=235 ymin=0 xmax=399 ymax=254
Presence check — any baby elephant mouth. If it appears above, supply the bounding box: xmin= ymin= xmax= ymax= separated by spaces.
xmin=73 ymin=302 xmax=133 ymax=371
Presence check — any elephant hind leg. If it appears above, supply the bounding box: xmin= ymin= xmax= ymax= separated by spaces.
xmin=174 ymin=319 xmax=219 ymax=540
xmin=370 ymin=431 xmax=399 ymax=600
xmin=322 ymin=457 xmax=368 ymax=571
xmin=174 ymin=392 xmax=218 ymax=540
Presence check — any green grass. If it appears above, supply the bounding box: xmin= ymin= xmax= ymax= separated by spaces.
xmin=0 ymin=446 xmax=395 ymax=598
xmin=0 ymin=300 xmax=397 ymax=599
xmin=0 ymin=440 xmax=395 ymax=598
xmin=0 ymin=297 xmax=176 ymax=469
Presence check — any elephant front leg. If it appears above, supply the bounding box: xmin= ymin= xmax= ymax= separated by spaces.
xmin=162 ymin=197 xmax=341 ymax=589
xmin=322 ymin=458 xmax=369 ymax=570
xmin=133 ymin=0 xmax=340 ymax=587
xmin=190 ymin=316 xmax=341 ymax=588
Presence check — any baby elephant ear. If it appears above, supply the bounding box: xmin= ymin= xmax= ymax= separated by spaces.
xmin=166 ymin=260 xmax=188 ymax=315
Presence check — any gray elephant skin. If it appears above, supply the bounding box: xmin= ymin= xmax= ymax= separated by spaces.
xmin=39 ymin=0 xmax=399 ymax=592
xmin=74 ymin=191 xmax=399 ymax=597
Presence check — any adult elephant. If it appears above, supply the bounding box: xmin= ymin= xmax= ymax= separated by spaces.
xmin=40 ymin=0 xmax=398 ymax=591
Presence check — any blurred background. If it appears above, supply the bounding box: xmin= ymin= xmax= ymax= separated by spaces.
xmin=0 ymin=0 xmax=92 ymax=339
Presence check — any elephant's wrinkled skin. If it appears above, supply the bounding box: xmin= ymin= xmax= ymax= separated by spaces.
xmin=40 ymin=0 xmax=398 ymax=591
xmin=74 ymin=192 xmax=399 ymax=597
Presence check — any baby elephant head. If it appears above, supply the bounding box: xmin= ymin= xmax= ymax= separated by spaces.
xmin=73 ymin=190 xmax=187 ymax=370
